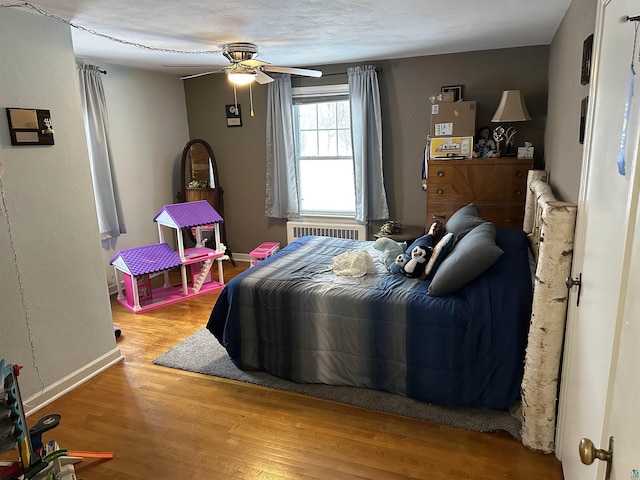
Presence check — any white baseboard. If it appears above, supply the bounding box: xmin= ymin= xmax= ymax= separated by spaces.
xmin=23 ymin=347 xmax=124 ymax=417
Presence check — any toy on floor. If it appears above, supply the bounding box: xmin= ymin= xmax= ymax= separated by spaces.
xmin=110 ymin=200 xmax=230 ymax=313
xmin=249 ymin=242 xmax=280 ymax=267
xmin=0 ymin=360 xmax=113 ymax=480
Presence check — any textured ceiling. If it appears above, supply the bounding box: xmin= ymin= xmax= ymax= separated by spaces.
xmin=9 ymin=1 xmax=571 ymax=76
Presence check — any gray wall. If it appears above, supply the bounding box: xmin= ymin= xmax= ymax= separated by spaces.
xmin=184 ymin=46 xmax=550 ymax=253
xmin=84 ymin=62 xmax=191 ymax=290
xmin=0 ymin=8 xmax=120 ymax=404
xmin=545 ymin=0 xmax=597 ymax=204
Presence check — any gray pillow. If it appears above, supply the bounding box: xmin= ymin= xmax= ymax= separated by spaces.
xmin=445 ymin=203 xmax=485 ymax=240
xmin=428 ymin=222 xmax=504 ymax=296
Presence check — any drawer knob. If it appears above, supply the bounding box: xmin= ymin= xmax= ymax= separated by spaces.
xmin=436 ymin=188 xmax=444 ymax=195
xmin=437 ymin=170 xmax=444 ymax=177
xmin=515 ymin=189 xmax=522 ymax=196
xmin=516 ymin=170 xmax=523 ymax=177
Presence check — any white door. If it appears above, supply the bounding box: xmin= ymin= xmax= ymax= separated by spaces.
xmin=556 ymin=0 xmax=640 ymax=479
xmin=606 ymin=167 xmax=640 ymax=478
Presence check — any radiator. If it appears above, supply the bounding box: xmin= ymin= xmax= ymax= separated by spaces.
xmin=286 ymin=219 xmax=368 ymax=244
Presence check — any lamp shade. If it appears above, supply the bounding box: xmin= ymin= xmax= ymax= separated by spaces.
xmin=227 ymin=71 xmax=256 ymax=85
xmin=491 ymin=90 xmax=531 ymax=122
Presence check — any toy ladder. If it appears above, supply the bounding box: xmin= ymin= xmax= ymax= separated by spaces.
xmin=192 ymin=259 xmax=214 ymax=293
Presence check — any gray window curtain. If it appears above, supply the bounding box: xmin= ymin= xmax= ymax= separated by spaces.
xmin=265 ymin=74 xmax=300 ymax=218
xmin=348 ymin=65 xmax=389 ymax=223
xmin=77 ymin=64 xmax=126 ymax=240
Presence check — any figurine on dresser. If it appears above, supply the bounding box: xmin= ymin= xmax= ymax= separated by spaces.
xmin=473 ymin=126 xmax=501 ymax=158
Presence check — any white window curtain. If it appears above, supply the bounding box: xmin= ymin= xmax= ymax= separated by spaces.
xmin=348 ymin=65 xmax=389 ymax=223
xmin=265 ymin=74 xmax=300 ymax=218
xmin=77 ymin=64 xmax=126 ymax=240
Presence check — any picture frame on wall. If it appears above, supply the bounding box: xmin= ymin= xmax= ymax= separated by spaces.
xmin=579 ymin=96 xmax=588 ymax=144
xmin=5 ymin=108 xmax=55 ymax=146
xmin=440 ymin=85 xmax=463 ymax=102
xmin=225 ymin=104 xmax=242 ymax=127
xmin=581 ymin=34 xmax=594 ymax=85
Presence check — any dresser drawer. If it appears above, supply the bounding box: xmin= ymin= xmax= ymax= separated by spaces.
xmin=425 ymin=158 xmax=534 ymax=230
xmin=427 ymin=163 xmax=529 ymax=203
xmin=426 ymin=203 xmax=527 ymax=229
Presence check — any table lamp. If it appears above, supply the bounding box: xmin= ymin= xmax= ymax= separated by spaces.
xmin=491 ymin=90 xmax=531 ymax=156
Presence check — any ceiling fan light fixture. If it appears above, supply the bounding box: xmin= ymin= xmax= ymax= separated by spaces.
xmin=227 ymin=70 xmax=257 ymax=85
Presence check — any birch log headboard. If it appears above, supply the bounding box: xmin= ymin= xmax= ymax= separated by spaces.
xmin=520 ymin=170 xmax=577 ymax=453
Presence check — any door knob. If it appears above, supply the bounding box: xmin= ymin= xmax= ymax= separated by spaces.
xmin=579 ymin=437 xmax=613 ymax=480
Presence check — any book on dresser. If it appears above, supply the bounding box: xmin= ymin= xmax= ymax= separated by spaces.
xmin=425 ymin=157 xmax=534 ymax=229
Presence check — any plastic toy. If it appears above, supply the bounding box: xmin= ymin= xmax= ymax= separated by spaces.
xmin=0 ymin=360 xmax=113 ymax=480
xmin=249 ymin=242 xmax=280 ymax=267
xmin=110 ymin=200 xmax=229 ymax=313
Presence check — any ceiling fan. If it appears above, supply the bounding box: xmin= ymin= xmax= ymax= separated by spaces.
xmin=175 ymin=42 xmax=322 ymax=85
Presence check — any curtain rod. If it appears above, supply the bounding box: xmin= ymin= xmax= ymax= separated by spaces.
xmin=77 ymin=63 xmax=107 ymax=74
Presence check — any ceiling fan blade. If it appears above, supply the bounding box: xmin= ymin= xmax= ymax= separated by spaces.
xmin=255 ymin=69 xmax=274 ymax=84
xmin=241 ymin=59 xmax=270 ymax=68
xmin=263 ymin=66 xmax=322 ymax=78
xmin=162 ymin=64 xmax=219 ymax=68
xmin=180 ymin=70 xmax=221 ymax=80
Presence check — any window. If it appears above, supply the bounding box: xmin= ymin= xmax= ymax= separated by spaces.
xmin=292 ymin=85 xmax=355 ymax=216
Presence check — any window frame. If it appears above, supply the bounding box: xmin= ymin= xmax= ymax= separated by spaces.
xmin=291 ymin=84 xmax=355 ymax=218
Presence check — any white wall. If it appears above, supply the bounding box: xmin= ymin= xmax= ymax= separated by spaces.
xmin=79 ymin=62 xmax=190 ymax=288
xmin=545 ymin=0 xmax=598 ymax=204
xmin=0 ymin=8 xmax=121 ymax=407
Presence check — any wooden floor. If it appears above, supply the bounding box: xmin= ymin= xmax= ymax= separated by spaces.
xmin=29 ymin=262 xmax=564 ymax=479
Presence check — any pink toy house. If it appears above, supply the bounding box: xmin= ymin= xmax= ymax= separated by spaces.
xmin=110 ymin=200 xmax=228 ymax=313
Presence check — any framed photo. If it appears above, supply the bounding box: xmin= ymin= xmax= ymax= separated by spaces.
xmin=440 ymin=85 xmax=463 ymax=102
xmin=225 ymin=104 xmax=242 ymax=127
xmin=5 ymin=108 xmax=55 ymax=146
xmin=579 ymin=96 xmax=588 ymax=144
xmin=581 ymin=34 xmax=594 ymax=85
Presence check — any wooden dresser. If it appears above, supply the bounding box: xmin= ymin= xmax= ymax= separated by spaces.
xmin=426 ymin=157 xmax=534 ymax=229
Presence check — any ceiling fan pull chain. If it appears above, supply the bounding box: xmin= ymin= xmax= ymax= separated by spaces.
xmin=250 ymin=84 xmax=254 ymax=117
xmin=233 ymin=83 xmax=238 ymax=112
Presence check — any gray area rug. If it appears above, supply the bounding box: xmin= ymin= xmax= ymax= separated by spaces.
xmin=153 ymin=328 xmax=522 ymax=440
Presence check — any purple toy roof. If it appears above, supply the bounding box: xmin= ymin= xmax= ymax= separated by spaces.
xmin=109 ymin=243 xmax=182 ymax=276
xmin=153 ymin=200 xmax=223 ymax=228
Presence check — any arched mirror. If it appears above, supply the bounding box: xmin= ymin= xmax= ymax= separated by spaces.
xmin=177 ymin=139 xmax=235 ymax=265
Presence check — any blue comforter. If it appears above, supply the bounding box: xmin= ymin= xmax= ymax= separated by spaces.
xmin=207 ymin=229 xmax=532 ymax=410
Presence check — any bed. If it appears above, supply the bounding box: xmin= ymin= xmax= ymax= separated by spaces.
xmin=207 ymin=171 xmax=576 ymax=453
